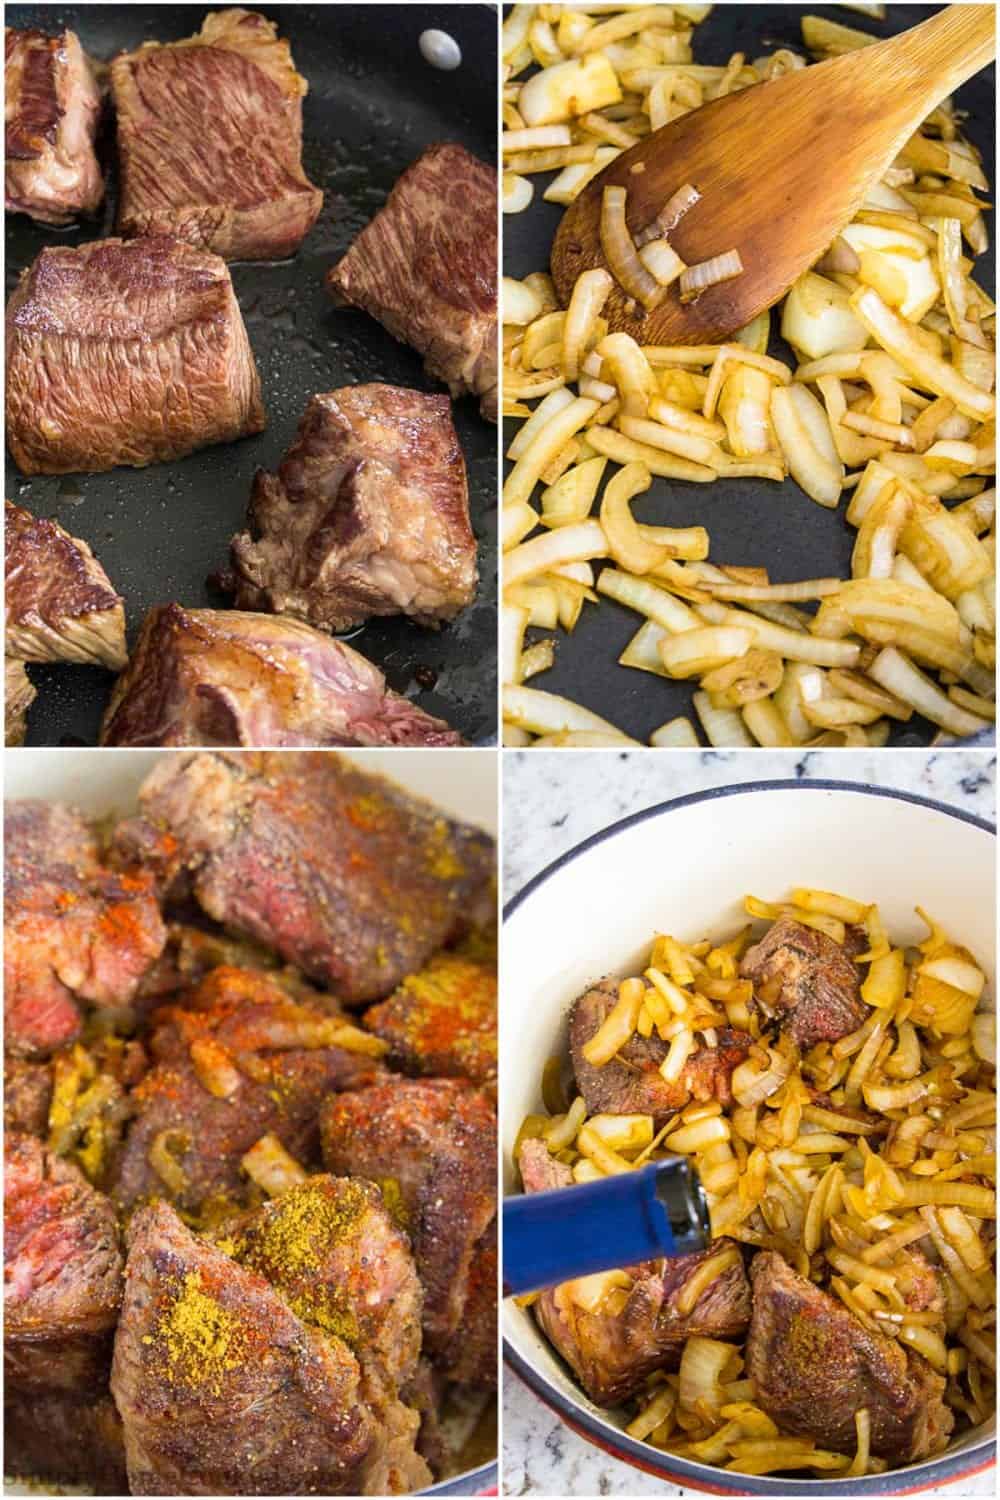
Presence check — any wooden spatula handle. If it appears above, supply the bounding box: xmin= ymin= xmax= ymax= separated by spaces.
xmin=866 ymin=4 xmax=996 ymax=113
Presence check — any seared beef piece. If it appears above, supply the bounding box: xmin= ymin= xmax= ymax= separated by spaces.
xmin=6 ymin=236 xmax=265 ymax=475
xmin=5 ymin=658 xmax=35 ymax=744
xmin=4 ymin=1133 xmax=123 ymax=1395
xmin=5 ymin=799 xmax=166 ymax=1057
xmin=364 ymin=951 xmax=498 ymax=1087
xmin=100 ymin=604 xmax=463 ymax=747
xmin=328 ymin=144 xmax=498 ymax=421
xmin=740 ymin=916 xmax=867 ymax=1049
xmin=112 ymin=751 xmax=494 ymax=1002
xmin=229 ymin=385 xmax=477 ymax=631
xmin=747 ymin=1251 xmax=954 ymax=1463
xmin=437 ymin=1216 xmax=498 ymax=1387
xmin=5 ymin=501 xmax=126 ymax=668
xmin=111 ymin=965 xmax=383 ymax=1216
xmin=321 ymin=1078 xmax=497 ymax=1360
xmin=111 ymin=8 xmax=322 ymax=260
xmin=4 ymin=1057 xmax=53 ymax=1136
xmin=518 ymin=1139 xmax=750 ymax=1406
xmin=570 ymin=980 xmax=751 ymax=1125
xmin=5 ymin=27 xmax=104 ymax=224
xmin=220 ymin=1175 xmax=423 ymax=1389
xmin=111 ymin=1199 xmax=431 ymax=1495
xmin=4 ymin=1390 xmax=127 ymax=1495
xmin=401 ymin=1357 xmax=449 ymax=1478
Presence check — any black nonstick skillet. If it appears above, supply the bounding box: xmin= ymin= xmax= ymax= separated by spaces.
xmin=5 ymin=3 xmax=499 ymax=747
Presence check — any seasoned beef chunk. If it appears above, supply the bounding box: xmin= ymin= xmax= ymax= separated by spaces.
xmin=111 ymin=8 xmax=322 ymax=260
xmin=5 ymin=799 xmax=166 ymax=1057
xmin=219 ymin=1175 xmax=423 ymax=1390
xmin=228 ymin=385 xmax=477 ymax=631
xmin=740 ymin=916 xmax=867 ymax=1049
xmin=518 ymin=1141 xmax=750 ymax=1406
xmin=747 ymin=1251 xmax=954 ymax=1463
xmin=328 ymin=144 xmax=498 ymax=420
xmin=4 ymin=1057 xmax=53 ymax=1136
xmin=100 ymin=604 xmax=463 ymax=747
xmin=364 ymin=951 xmax=498 ymax=1086
xmin=111 ymin=1200 xmax=430 ymax=1495
xmin=112 ymin=751 xmax=494 ymax=1002
xmin=4 ymin=1391 xmax=127 ymax=1495
xmin=321 ymin=1078 xmax=497 ymax=1362
xmin=570 ymin=979 xmax=751 ymax=1125
xmin=5 ymin=501 xmax=126 ymax=668
xmin=401 ymin=1357 xmax=449 ymax=1477
xmin=5 ymin=236 xmax=265 ymax=475
xmin=111 ymin=965 xmax=384 ymax=1217
xmin=4 ymin=1133 xmax=123 ymax=1395
xmin=437 ymin=1216 xmax=498 ymax=1387
xmin=5 ymin=657 xmax=35 ymax=744
xmin=5 ymin=26 xmax=104 ymax=224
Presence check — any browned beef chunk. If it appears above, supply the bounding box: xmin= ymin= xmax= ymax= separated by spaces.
xmin=5 ymin=237 xmax=265 ymax=475
xmin=111 ymin=1199 xmax=430 ymax=1495
xmin=219 ymin=1175 xmax=423 ymax=1391
xmin=4 ymin=1057 xmax=53 ymax=1135
xmin=100 ymin=604 xmax=463 ymax=747
xmin=401 ymin=1357 xmax=449 ymax=1477
xmin=364 ymin=951 xmax=498 ymax=1087
xmin=228 ymin=385 xmax=477 ymax=632
xmin=111 ymin=965 xmax=384 ymax=1216
xmin=111 ymin=751 xmax=494 ymax=1002
xmin=5 ymin=657 xmax=36 ymax=744
xmin=5 ymin=501 xmax=126 ymax=669
xmin=328 ymin=144 xmax=498 ymax=420
xmin=570 ymin=980 xmax=751 ymax=1125
xmin=740 ymin=916 xmax=867 ymax=1049
xmin=321 ymin=1078 xmax=496 ymax=1364
xmin=4 ymin=1391 xmax=127 ymax=1495
xmin=5 ymin=26 xmax=104 ymax=224
xmin=5 ymin=800 xmax=166 ymax=1057
xmin=111 ymin=9 xmax=322 ymax=260
xmin=518 ymin=1139 xmax=750 ymax=1406
xmin=4 ymin=1133 xmax=123 ymax=1395
xmin=437 ymin=1216 xmax=498 ymax=1387
xmin=747 ymin=1251 xmax=954 ymax=1463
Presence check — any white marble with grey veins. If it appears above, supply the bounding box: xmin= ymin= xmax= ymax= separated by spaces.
xmin=501 ymin=748 xmax=995 ymax=1498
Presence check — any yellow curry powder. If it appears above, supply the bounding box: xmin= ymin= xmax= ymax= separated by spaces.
xmin=225 ymin=1179 xmax=372 ymax=1348
xmin=158 ymin=1271 xmax=247 ymax=1395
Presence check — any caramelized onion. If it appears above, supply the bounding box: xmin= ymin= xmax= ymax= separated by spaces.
xmin=600 ymin=186 xmax=664 ymax=311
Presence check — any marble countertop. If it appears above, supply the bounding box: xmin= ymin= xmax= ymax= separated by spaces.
xmin=501 ymin=747 xmax=996 ymax=1499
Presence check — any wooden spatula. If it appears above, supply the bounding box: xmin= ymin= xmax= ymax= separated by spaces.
xmin=550 ymin=4 xmax=995 ymax=344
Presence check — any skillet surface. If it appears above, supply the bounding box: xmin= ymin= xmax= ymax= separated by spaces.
xmin=503 ymin=3 xmax=995 ymax=747
xmin=5 ymin=2 xmax=499 ymax=746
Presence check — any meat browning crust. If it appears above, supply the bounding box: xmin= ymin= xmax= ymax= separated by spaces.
xmin=4 ymin=1133 xmax=124 ymax=1395
xmin=5 ymin=27 xmax=104 ymax=225
xmin=570 ymin=979 xmax=751 ymax=1124
xmin=5 ymin=237 xmax=266 ymax=475
xmin=747 ymin=1251 xmax=954 ymax=1463
xmin=5 ymin=501 xmax=126 ymax=669
xmin=4 ymin=799 xmax=167 ymax=1057
xmin=110 ymin=751 xmax=494 ymax=1002
xmin=111 ymin=8 xmax=322 ymax=260
xmin=321 ymin=1078 xmax=497 ymax=1370
xmin=110 ymin=965 xmax=383 ymax=1216
xmin=100 ymin=605 xmax=463 ymax=747
xmin=111 ymin=1199 xmax=430 ymax=1495
xmin=740 ymin=916 xmax=868 ymax=1049
xmin=364 ymin=951 xmax=498 ymax=1086
xmin=228 ymin=385 xmax=477 ymax=632
xmin=522 ymin=1135 xmax=750 ymax=1406
xmin=328 ymin=144 xmax=498 ymax=420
